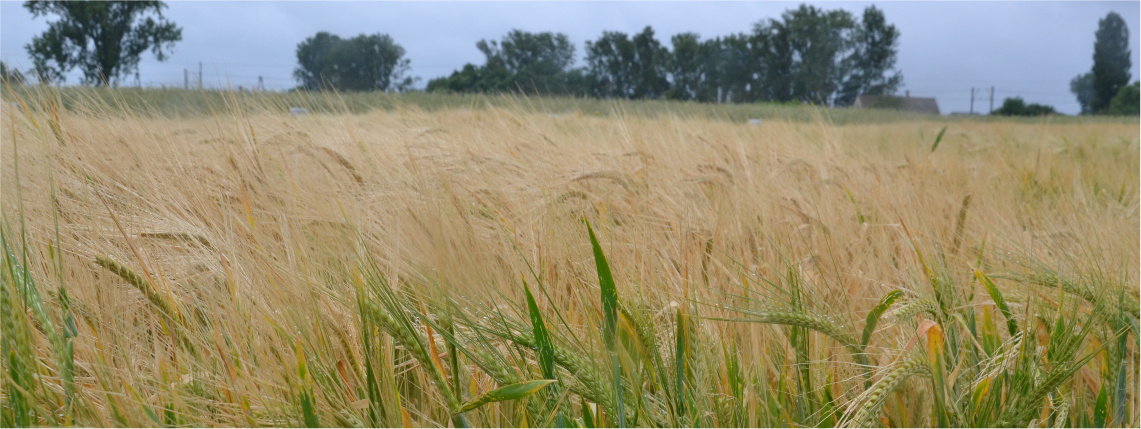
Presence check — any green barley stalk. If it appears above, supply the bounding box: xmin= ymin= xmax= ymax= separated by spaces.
xmin=859 ymin=290 xmax=904 ymax=387
xmin=587 ymin=219 xmax=625 ymax=428
xmin=487 ymin=323 xmax=617 ymax=419
xmin=1 ymin=232 xmax=36 ymax=427
xmin=357 ymin=265 xmax=472 ymax=428
xmin=523 ymin=278 xmax=565 ymax=426
xmin=674 ymin=307 xmax=687 ymax=422
xmin=457 ymin=379 xmax=555 ymax=413
xmin=930 ymin=125 xmax=948 ymax=152
xmin=3 ymin=218 xmax=80 ymax=425
xmin=297 ymin=342 xmax=320 ymax=427
xmin=94 ymin=255 xmax=198 ymax=356
xmin=992 ymin=270 xmax=1139 ymax=320
xmin=708 ymin=310 xmax=861 ymax=356
xmin=975 ymin=271 xmax=1018 ymax=337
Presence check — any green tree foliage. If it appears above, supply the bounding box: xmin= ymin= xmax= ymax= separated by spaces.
xmin=23 ymin=1 xmax=181 ymax=86
xmin=631 ymin=27 xmax=671 ymax=99
xmin=584 ymin=31 xmax=637 ymax=98
xmin=294 ymin=32 xmax=414 ymax=92
xmin=676 ymin=4 xmax=899 ymax=106
xmin=1091 ymin=12 xmax=1132 ymax=113
xmin=428 ymin=3 xmax=904 ymax=106
xmin=584 ymin=26 xmax=671 ymax=99
xmin=425 ymin=64 xmax=487 ymax=93
xmin=0 ymin=62 xmax=26 ymax=85
xmin=991 ymin=97 xmax=1057 ymax=116
xmin=1107 ymin=81 xmax=1139 ymax=115
xmin=715 ymin=33 xmax=763 ymax=103
xmin=666 ymin=33 xmax=702 ymax=100
xmin=1070 ymin=72 xmax=1096 ymax=114
xmin=835 ymin=6 xmax=903 ymax=106
xmin=427 ymin=30 xmax=584 ymax=96
xmin=1073 ymin=12 xmax=1132 ymax=114
xmin=782 ymin=5 xmax=858 ymax=105
xmin=690 ymin=37 xmax=726 ymax=102
xmin=755 ymin=23 xmax=794 ymax=103
xmin=494 ymin=30 xmax=575 ymax=90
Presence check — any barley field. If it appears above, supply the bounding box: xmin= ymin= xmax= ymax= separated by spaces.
xmin=2 ymin=88 xmax=1138 ymax=427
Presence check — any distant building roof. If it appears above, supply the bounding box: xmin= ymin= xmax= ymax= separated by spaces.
xmin=853 ymin=94 xmax=940 ymax=115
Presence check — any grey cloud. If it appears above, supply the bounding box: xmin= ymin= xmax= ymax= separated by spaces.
xmin=2 ymin=1 xmax=1138 ymax=115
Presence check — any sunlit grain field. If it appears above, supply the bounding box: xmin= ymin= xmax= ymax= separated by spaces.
xmin=2 ymin=88 xmax=1137 ymax=427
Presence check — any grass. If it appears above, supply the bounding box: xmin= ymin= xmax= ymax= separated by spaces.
xmin=1 ymin=84 xmax=1138 ymax=427
xmin=5 ymin=85 xmax=1140 ymax=125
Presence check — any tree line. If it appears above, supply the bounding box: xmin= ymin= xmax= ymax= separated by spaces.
xmin=8 ymin=1 xmax=1137 ymax=115
xmin=422 ymin=5 xmax=903 ymax=107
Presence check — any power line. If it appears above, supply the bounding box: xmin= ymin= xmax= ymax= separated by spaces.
xmin=967 ymin=86 xmax=994 ymax=114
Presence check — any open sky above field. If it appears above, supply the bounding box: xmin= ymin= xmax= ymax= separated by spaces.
xmin=2 ymin=1 xmax=1139 ymax=115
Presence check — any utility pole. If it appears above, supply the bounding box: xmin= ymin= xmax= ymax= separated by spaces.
xmin=198 ymin=62 xmax=203 ymax=89
xmin=989 ymin=86 xmax=995 ymax=114
xmin=969 ymin=88 xmax=975 ymax=115
xmin=184 ymin=69 xmax=188 ymax=89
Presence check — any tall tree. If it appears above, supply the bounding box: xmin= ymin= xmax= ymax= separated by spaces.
xmin=667 ymin=33 xmax=702 ymax=101
xmin=755 ymin=21 xmax=795 ymax=103
xmin=471 ymin=39 xmax=515 ymax=92
xmin=694 ymin=37 xmax=727 ymax=102
xmin=480 ymin=30 xmax=577 ymax=93
xmin=631 ymin=26 xmax=671 ymax=99
xmin=1090 ymin=12 xmax=1132 ymax=113
xmin=835 ymin=6 xmax=903 ymax=106
xmin=294 ymin=32 xmax=340 ymax=90
xmin=294 ymin=32 xmax=414 ymax=92
xmin=24 ymin=1 xmax=181 ymax=86
xmin=342 ymin=34 xmax=414 ymax=92
xmin=707 ymin=33 xmax=760 ymax=103
xmin=501 ymin=31 xmax=574 ymax=81
xmin=781 ymin=5 xmax=857 ymax=105
xmin=585 ymin=31 xmax=637 ymax=98
xmin=585 ymin=27 xmax=670 ymax=100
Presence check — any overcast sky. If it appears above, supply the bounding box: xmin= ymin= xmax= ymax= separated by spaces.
xmin=2 ymin=1 xmax=1139 ymax=115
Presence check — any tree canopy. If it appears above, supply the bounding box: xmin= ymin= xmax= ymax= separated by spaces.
xmin=428 ymin=4 xmax=903 ymax=107
xmin=294 ymin=32 xmax=415 ymax=92
xmin=1072 ymin=12 xmax=1132 ymax=114
xmin=835 ymin=6 xmax=903 ymax=106
xmin=584 ymin=30 xmax=638 ymax=98
xmin=1091 ymin=12 xmax=1132 ymax=113
xmin=428 ymin=30 xmax=585 ymax=95
xmin=24 ymin=1 xmax=181 ymax=86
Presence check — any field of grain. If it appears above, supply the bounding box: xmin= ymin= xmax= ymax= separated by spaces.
xmin=2 ymin=88 xmax=1138 ymax=427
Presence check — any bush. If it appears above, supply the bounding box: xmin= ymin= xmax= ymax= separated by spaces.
xmin=992 ymin=97 xmax=1057 ymax=116
xmin=1107 ymin=81 xmax=1139 ymax=115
